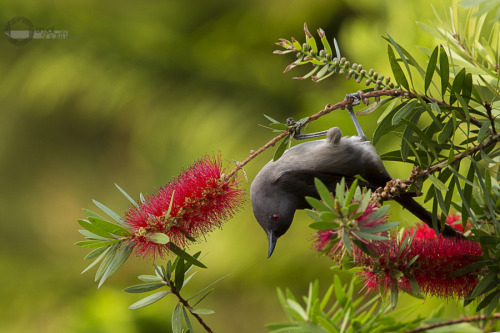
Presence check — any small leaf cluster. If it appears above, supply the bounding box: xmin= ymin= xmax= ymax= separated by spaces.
xmin=76 ymin=193 xmax=134 ymax=288
xmin=260 ymin=114 xmax=309 ymax=161
xmin=267 ymin=275 xmax=423 ymax=333
xmin=125 ymin=254 xmax=221 ymax=333
xmin=307 ymin=178 xmax=398 ymax=260
xmin=274 ymin=23 xmax=399 ymax=90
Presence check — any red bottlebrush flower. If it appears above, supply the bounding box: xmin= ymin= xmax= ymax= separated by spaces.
xmin=356 ymin=236 xmax=482 ymax=298
xmin=410 ymin=212 xmax=470 ymax=239
xmin=124 ymin=155 xmax=245 ymax=257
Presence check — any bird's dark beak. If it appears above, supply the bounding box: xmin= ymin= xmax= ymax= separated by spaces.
xmin=267 ymin=230 xmax=277 ymax=258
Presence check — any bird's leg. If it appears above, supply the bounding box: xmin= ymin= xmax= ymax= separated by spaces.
xmin=286 ymin=117 xmax=327 ymax=140
xmin=345 ymin=92 xmax=365 ymax=138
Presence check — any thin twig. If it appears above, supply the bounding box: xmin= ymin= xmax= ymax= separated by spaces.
xmin=404 ymin=312 xmax=500 ymax=333
xmin=169 ymin=281 xmax=214 ymax=333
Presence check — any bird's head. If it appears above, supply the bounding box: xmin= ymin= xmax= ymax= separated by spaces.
xmin=250 ymin=182 xmax=297 ymax=258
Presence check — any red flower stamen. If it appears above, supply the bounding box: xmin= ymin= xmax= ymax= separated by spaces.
xmin=124 ymin=155 xmax=245 ymax=257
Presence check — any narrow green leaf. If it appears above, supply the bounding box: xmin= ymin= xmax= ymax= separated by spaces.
xmin=83 ymin=209 xmax=105 ymax=220
xmin=470 ymin=271 xmax=498 ymax=299
xmin=390 ymin=283 xmax=399 ymax=309
xmin=183 ymin=307 xmax=194 ymax=333
xmin=437 ymin=118 xmax=455 ymax=144
xmin=192 ymin=288 xmax=214 ymax=308
xmin=264 ymin=114 xmax=280 ymax=124
xmin=138 ymin=274 xmax=163 ymax=282
xmin=93 ymin=199 xmax=129 ymax=228
xmin=341 ymin=231 xmax=352 ymax=254
xmin=75 ymin=239 xmax=120 ymax=248
xmin=477 ymin=121 xmax=490 ymax=143
xmin=352 ymin=231 xmax=387 ymax=241
xmin=401 ymin=119 xmax=438 ymax=159
xmin=88 ymin=217 xmax=131 ymax=237
xmin=344 ymin=179 xmax=358 ymax=207
xmin=270 ymin=122 xmax=289 ymax=131
xmin=450 ymin=260 xmax=490 ymax=278
xmin=95 ymin=243 xmax=119 ymax=282
xmin=392 ymin=100 xmax=418 ymax=126
xmin=388 ymin=44 xmax=409 ymax=90
xmin=309 ymin=221 xmax=338 ymax=230
xmin=98 ymin=243 xmax=134 ymax=288
xmin=115 ymin=183 xmax=139 ymax=208
xmin=124 ymin=283 xmax=165 ymax=293
xmin=449 ymin=68 xmax=466 ymax=105
xmin=439 ymin=46 xmax=449 ymax=97
xmin=191 ymin=309 xmax=215 ymax=315
xmin=172 ymin=303 xmax=183 ymax=333
xmin=84 ymin=246 xmax=109 ymax=260
xmin=305 ymin=196 xmax=331 ymax=212
xmin=168 ymin=243 xmax=207 ymax=268
xmin=373 ymin=103 xmax=402 ymax=145
xmin=401 ymin=110 xmax=422 ymax=161
xmin=408 ymin=274 xmax=424 ymax=299
xmin=425 ymin=46 xmax=439 ymax=93
xmin=366 ymin=205 xmax=391 ymax=222
xmin=388 ymin=35 xmax=413 ymax=88
xmin=175 ymin=259 xmax=185 ymax=291
xmin=273 ymin=136 xmax=290 ymax=161
xmin=77 ymin=219 xmax=113 ymax=239
xmin=356 ymin=97 xmax=396 ymax=116
xmin=486 ymin=291 xmax=500 ymax=316
xmin=81 ymin=246 xmax=112 ymax=274
xmin=359 ymin=222 xmax=399 ymax=233
xmin=314 ymin=178 xmax=334 ymax=209
xmin=149 ymin=233 xmax=170 ymax=244
xmin=129 ymin=291 xmax=169 ymax=309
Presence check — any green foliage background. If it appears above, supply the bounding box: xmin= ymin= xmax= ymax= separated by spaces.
xmin=0 ymin=0 xmax=471 ymax=332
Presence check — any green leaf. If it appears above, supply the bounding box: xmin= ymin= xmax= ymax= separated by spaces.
xmin=366 ymin=205 xmax=390 ymax=222
xmin=439 ymin=46 xmax=449 ymax=97
xmin=341 ymin=231 xmax=352 ymax=254
xmin=191 ymin=309 xmax=215 ymax=315
xmin=305 ymin=196 xmax=331 ymax=212
xmin=401 ymin=110 xmax=422 ymax=161
xmin=401 ymin=119 xmax=438 ymax=159
xmin=388 ymin=44 xmax=409 ymax=90
xmin=373 ymin=103 xmax=402 ymax=145
xmin=83 ymin=209 xmax=105 ymax=220
xmin=309 ymin=221 xmax=338 ymax=230
xmin=437 ymin=118 xmax=455 ymax=144
xmin=428 ymin=174 xmax=448 ymax=192
xmin=98 ymin=243 xmax=134 ymax=288
xmin=75 ymin=239 xmax=120 ymax=248
xmin=425 ymin=46 xmax=439 ymax=93
xmin=129 ymin=291 xmax=169 ymax=309
xmin=168 ymin=243 xmax=207 ymax=268
xmin=387 ymin=35 xmax=413 ymax=88
xmin=115 ymin=183 xmax=139 ymax=208
xmin=84 ymin=246 xmax=109 ymax=260
xmin=270 ymin=122 xmax=289 ymax=131
xmin=477 ymin=121 xmax=490 ymax=143
xmin=172 ymin=303 xmax=183 ymax=333
xmin=138 ymin=274 xmax=163 ymax=282
xmin=352 ymin=231 xmax=387 ymax=241
xmin=175 ymin=259 xmax=185 ymax=290
xmin=314 ymin=178 xmax=334 ymax=209
xmin=344 ymin=179 xmax=358 ymax=207
xmin=273 ymin=136 xmax=291 ymax=161
xmin=470 ymin=271 xmax=498 ymax=299
xmin=390 ymin=283 xmax=399 ymax=309
xmin=95 ymin=243 xmax=119 ymax=282
xmin=81 ymin=246 xmax=112 ymax=274
xmin=183 ymin=307 xmax=194 ymax=333
xmin=407 ymin=274 xmax=424 ymax=299
xmin=450 ymin=260 xmax=490 ymax=278
xmin=93 ymin=199 xmax=129 ymax=228
xmin=124 ymin=283 xmax=165 ymax=293
xmin=356 ymin=97 xmax=395 ymax=116
xmin=77 ymin=219 xmax=114 ymax=239
xmin=264 ymin=114 xmax=280 ymax=124
xmin=88 ymin=217 xmax=131 ymax=237
xmin=149 ymin=233 xmax=170 ymax=244
xmin=359 ymin=222 xmax=399 ymax=233
xmin=392 ymin=100 xmax=418 ymax=126
xmin=450 ymin=68 xmax=466 ymax=105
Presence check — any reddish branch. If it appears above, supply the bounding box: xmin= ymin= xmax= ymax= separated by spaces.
xmin=225 ymin=89 xmax=492 ymax=182
xmin=404 ymin=313 xmax=500 ymax=333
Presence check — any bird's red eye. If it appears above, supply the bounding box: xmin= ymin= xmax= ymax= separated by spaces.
xmin=272 ymin=213 xmax=280 ymax=221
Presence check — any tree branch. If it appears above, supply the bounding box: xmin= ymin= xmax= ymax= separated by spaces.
xmin=404 ymin=313 xmax=500 ymax=333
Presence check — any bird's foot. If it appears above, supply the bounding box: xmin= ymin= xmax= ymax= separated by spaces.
xmin=286 ymin=117 xmax=327 ymax=140
xmin=344 ymin=91 xmax=365 ymax=138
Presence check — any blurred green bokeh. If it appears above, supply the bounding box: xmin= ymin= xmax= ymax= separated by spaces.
xmin=0 ymin=1 xmax=467 ymax=332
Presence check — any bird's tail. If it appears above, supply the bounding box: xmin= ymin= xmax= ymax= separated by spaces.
xmin=394 ymin=197 xmax=463 ymax=238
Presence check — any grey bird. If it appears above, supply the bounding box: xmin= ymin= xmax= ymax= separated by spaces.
xmin=250 ymin=95 xmax=460 ymax=258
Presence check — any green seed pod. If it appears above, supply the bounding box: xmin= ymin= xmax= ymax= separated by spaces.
xmin=357 ymin=64 xmax=363 ymax=71
xmin=340 ymin=57 xmax=346 ymax=65
xmin=365 ymin=78 xmax=373 ymax=86
xmin=319 ymin=50 xmax=325 ymax=57
xmin=351 ymin=63 xmax=358 ymax=69
xmin=368 ymin=68 xmax=374 ymax=75
xmin=385 ymin=76 xmax=391 ymax=83
xmin=372 ymin=72 xmax=378 ymax=80
xmin=360 ymin=69 xmax=366 ymax=77
xmin=378 ymin=74 xmax=384 ymax=81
